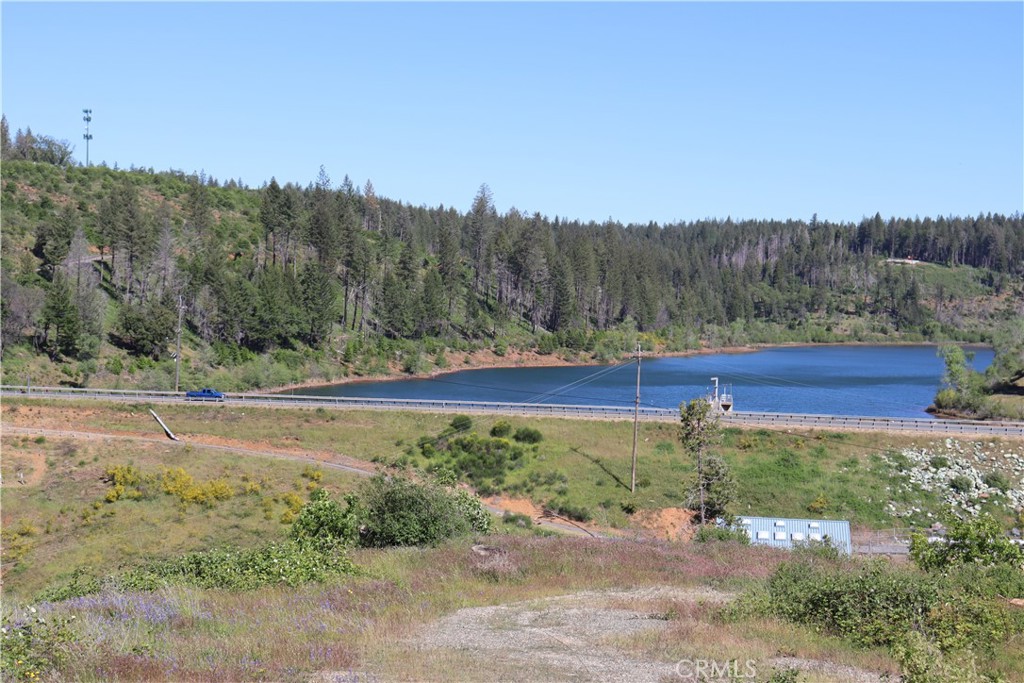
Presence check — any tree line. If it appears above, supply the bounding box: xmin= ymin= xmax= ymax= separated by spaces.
xmin=2 ymin=116 xmax=1022 ymax=378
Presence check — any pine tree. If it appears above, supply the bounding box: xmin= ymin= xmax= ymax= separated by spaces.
xmin=436 ymin=213 xmax=463 ymax=317
xmin=260 ymin=178 xmax=286 ymax=268
xmin=308 ymin=166 xmax=340 ymax=267
xmin=0 ymin=114 xmax=10 ymax=160
xmin=420 ymin=266 xmax=447 ymax=336
xmin=466 ymin=184 xmax=495 ymax=294
xmin=679 ymin=398 xmax=733 ymax=525
xmin=299 ymin=262 xmax=335 ymax=346
xmin=35 ymin=202 xmax=80 ymax=276
xmin=41 ymin=271 xmax=80 ymax=357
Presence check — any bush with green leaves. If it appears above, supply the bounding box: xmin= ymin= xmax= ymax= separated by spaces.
xmin=123 ymin=541 xmax=355 ymax=591
xmin=948 ymin=474 xmax=974 ymax=495
xmin=549 ymin=502 xmax=592 ymax=523
xmin=693 ymin=525 xmax=750 ymax=544
xmin=289 ymin=488 xmax=361 ymax=549
xmin=451 ymin=487 xmax=492 ymax=534
xmin=489 ymin=420 xmax=512 ymax=438
xmin=910 ymin=515 xmax=1024 ymax=572
xmin=981 ymin=470 xmax=1011 ymax=493
xmin=1 ymin=606 xmax=77 ymax=681
xmin=768 ymin=556 xmax=937 ymax=648
xmin=445 ymin=433 xmax=528 ymax=488
xmin=764 ymin=548 xmax=1023 ymax=668
xmin=512 ymin=426 xmax=543 ymax=444
xmin=889 ymin=631 xmax=989 ymax=683
xmin=356 ymin=475 xmax=490 ymax=547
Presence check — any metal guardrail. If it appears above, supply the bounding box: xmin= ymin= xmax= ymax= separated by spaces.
xmin=2 ymin=385 xmax=1022 ymax=436
xmin=722 ymin=411 xmax=1024 ymax=436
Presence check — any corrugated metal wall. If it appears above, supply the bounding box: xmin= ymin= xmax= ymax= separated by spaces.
xmin=735 ymin=516 xmax=852 ymax=555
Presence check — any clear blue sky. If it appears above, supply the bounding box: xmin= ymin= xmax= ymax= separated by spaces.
xmin=3 ymin=2 xmax=1022 ymax=225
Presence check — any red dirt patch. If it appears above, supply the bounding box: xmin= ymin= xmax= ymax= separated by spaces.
xmin=485 ymin=495 xmax=544 ymax=518
xmin=631 ymin=507 xmax=697 ymax=542
xmin=0 ymin=449 xmax=47 ymax=487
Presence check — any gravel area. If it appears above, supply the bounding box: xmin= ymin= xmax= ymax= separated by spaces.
xmin=409 ymin=587 xmax=886 ymax=683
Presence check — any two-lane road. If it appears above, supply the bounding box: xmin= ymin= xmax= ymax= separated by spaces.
xmin=2 ymin=385 xmax=1021 ymax=438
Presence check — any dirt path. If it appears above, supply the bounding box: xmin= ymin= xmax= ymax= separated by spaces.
xmin=403 ymin=586 xmax=885 ymax=683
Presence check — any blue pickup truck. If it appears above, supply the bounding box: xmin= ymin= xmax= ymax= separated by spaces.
xmin=185 ymin=387 xmax=225 ymax=402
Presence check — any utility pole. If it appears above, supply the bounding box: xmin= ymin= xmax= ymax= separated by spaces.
xmin=82 ymin=109 xmax=93 ymax=166
xmin=630 ymin=342 xmax=641 ymax=493
xmin=174 ymin=294 xmax=183 ymax=392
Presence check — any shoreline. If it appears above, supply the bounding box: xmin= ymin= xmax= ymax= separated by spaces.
xmin=264 ymin=339 xmax=974 ymax=395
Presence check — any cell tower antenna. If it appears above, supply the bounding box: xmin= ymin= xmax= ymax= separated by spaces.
xmin=82 ymin=109 xmax=93 ymax=166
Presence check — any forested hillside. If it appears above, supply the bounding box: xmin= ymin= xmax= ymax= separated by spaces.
xmin=2 ymin=117 xmax=1023 ymax=393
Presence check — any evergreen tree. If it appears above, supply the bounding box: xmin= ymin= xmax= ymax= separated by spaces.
xmin=308 ymin=166 xmax=340 ymax=267
xmin=436 ymin=214 xmax=463 ymax=316
xmin=465 ymin=184 xmax=495 ymax=293
xmin=116 ymin=294 xmax=176 ymax=358
xmin=548 ymin=256 xmax=577 ymax=332
xmin=420 ymin=266 xmax=447 ymax=336
xmin=680 ymin=398 xmax=733 ymax=525
xmin=298 ymin=262 xmax=335 ymax=346
xmin=260 ymin=178 xmax=286 ymax=268
xmin=185 ymin=175 xmax=214 ymax=237
xmin=0 ymin=114 xmax=10 ymax=160
xmin=41 ymin=271 xmax=81 ymax=357
xmin=35 ymin=202 xmax=80 ymax=276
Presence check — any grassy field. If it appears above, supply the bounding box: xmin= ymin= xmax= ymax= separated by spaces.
xmin=3 ymin=399 xmax=1023 ymax=682
xmin=4 ymin=399 xmax=1021 ymax=540
xmin=6 ymin=535 xmax=906 ymax=682
xmin=0 ymin=429 xmax=365 ymax=601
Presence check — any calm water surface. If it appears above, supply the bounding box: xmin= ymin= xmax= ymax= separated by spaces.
xmin=297 ymin=345 xmax=993 ymax=419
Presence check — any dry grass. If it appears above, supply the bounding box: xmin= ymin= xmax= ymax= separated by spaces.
xmin=23 ymin=536 xmax=796 ymax=681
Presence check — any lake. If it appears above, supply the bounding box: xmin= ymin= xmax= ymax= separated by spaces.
xmin=295 ymin=345 xmax=994 ymax=419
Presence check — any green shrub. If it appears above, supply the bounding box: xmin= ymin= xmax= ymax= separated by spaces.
xmin=451 ymin=488 xmax=492 ymax=534
xmin=512 ymin=427 xmax=543 ymax=444
xmin=889 ymin=630 xmax=988 ymax=683
xmin=105 ymin=356 xmax=124 ymax=375
xmin=982 ymin=471 xmax=1011 ymax=493
xmin=550 ymin=502 xmax=591 ymax=523
xmin=1 ymin=607 xmax=77 ymax=681
xmin=444 ymin=433 xmax=529 ymax=489
xmin=768 ymin=556 xmax=937 ymax=648
xmin=121 ymin=540 xmax=354 ymax=591
xmin=289 ymin=488 xmax=361 ymax=549
xmin=356 ymin=475 xmax=482 ymax=547
xmin=489 ymin=420 xmax=512 ymax=438
xmin=806 ymin=493 xmax=829 ymax=515
xmin=949 ymin=474 xmax=973 ymax=495
xmin=910 ymin=515 xmax=1024 ymax=571
xmin=693 ymin=525 xmax=750 ymax=544
xmin=767 ymin=549 xmax=1022 ymax=659
xmin=450 ymin=414 xmax=473 ymax=433
xmin=929 ymin=455 xmax=950 ymax=470
xmin=502 ymin=511 xmax=532 ymax=528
